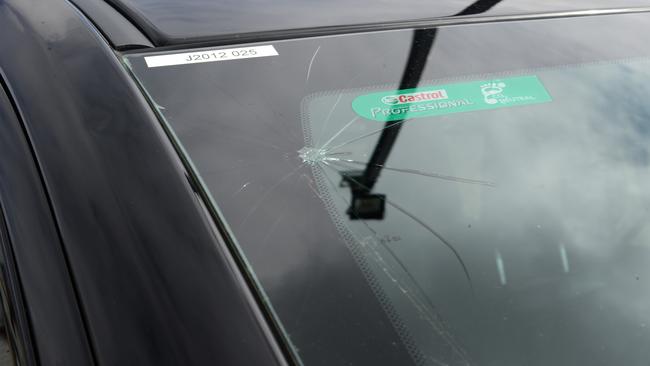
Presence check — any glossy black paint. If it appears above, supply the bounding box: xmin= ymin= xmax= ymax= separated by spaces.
xmin=0 ymin=0 xmax=288 ymax=365
xmin=106 ymin=0 xmax=650 ymax=46
xmin=0 ymin=80 xmax=87 ymax=365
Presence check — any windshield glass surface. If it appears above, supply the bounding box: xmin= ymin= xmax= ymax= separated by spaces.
xmin=125 ymin=12 xmax=650 ymax=366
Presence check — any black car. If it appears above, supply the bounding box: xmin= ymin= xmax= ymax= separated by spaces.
xmin=2 ymin=0 xmax=650 ymax=365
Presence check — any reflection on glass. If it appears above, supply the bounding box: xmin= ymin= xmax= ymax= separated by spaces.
xmin=124 ymin=12 xmax=650 ymax=366
xmin=300 ymin=57 xmax=650 ymax=365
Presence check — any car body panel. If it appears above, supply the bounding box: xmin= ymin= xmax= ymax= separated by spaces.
xmin=0 ymin=0 xmax=288 ymax=364
xmin=0 ymin=75 xmax=91 ymax=366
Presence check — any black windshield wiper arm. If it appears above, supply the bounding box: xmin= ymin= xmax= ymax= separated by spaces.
xmin=344 ymin=0 xmax=502 ymax=220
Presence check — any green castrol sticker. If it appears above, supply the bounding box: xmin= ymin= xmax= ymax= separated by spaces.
xmin=351 ymin=75 xmax=552 ymax=122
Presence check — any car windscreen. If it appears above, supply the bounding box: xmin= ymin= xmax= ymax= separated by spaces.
xmin=124 ymin=12 xmax=650 ymax=366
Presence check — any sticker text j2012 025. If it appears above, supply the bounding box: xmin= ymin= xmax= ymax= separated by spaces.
xmin=144 ymin=45 xmax=278 ymax=68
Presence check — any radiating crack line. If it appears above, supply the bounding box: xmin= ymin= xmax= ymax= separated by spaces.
xmin=314 ymin=92 xmax=345 ymax=148
xmin=323 ymin=119 xmax=405 ymax=154
xmin=233 ymin=181 xmax=252 ymax=196
xmin=305 ymin=45 xmax=321 ymax=85
xmin=237 ymin=164 xmax=305 ymax=228
xmin=322 ymin=160 xmax=475 ymax=294
xmin=324 ymin=157 xmax=496 ymax=187
xmin=319 ymin=116 xmax=360 ymax=150
xmin=313 ymin=56 xmax=388 ymax=147
xmin=316 ymin=165 xmax=471 ymax=363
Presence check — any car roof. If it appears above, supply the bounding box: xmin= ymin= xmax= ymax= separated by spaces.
xmin=98 ymin=0 xmax=650 ymax=46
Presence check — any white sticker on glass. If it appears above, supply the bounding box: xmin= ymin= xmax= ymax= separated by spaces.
xmin=144 ymin=45 xmax=278 ymax=68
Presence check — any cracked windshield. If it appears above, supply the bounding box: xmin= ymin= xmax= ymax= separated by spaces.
xmin=124 ymin=12 xmax=650 ymax=366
